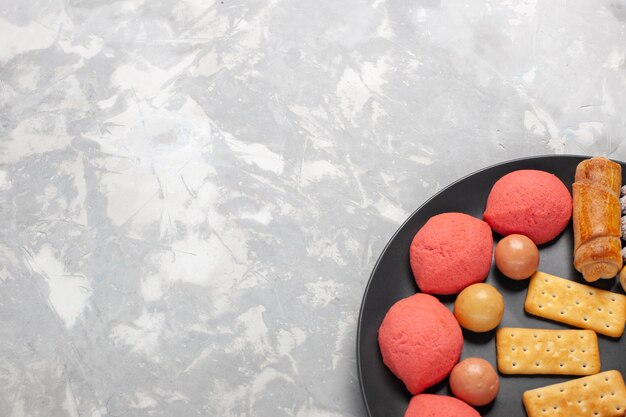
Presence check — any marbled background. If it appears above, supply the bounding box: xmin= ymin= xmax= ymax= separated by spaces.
xmin=1 ymin=0 xmax=625 ymax=415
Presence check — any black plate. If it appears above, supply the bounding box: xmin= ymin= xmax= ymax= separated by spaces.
xmin=357 ymin=155 xmax=626 ymax=417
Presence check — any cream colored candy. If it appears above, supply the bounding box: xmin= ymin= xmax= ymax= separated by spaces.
xmin=454 ymin=283 xmax=505 ymax=332
xmin=496 ymin=327 xmax=600 ymax=375
xmin=524 ymin=271 xmax=626 ymax=337
xmin=523 ymin=370 xmax=626 ymax=417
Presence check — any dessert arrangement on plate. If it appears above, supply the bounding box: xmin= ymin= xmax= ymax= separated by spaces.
xmin=376 ymin=157 xmax=626 ymax=417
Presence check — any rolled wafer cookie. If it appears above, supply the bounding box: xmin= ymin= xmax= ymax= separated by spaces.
xmin=572 ymin=157 xmax=622 ymax=281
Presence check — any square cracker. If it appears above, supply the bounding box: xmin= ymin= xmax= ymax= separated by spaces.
xmin=523 ymin=370 xmax=626 ymax=417
xmin=496 ymin=327 xmax=600 ymax=375
xmin=525 ymin=271 xmax=626 ymax=337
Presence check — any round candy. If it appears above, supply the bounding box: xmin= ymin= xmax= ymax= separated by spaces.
xmin=405 ymin=394 xmax=480 ymax=417
xmin=378 ymin=293 xmax=463 ymax=395
xmin=454 ymin=283 xmax=504 ymax=332
xmin=495 ymin=234 xmax=539 ymax=279
xmin=483 ymin=170 xmax=572 ymax=245
xmin=410 ymin=212 xmax=493 ymax=295
xmin=449 ymin=358 xmax=500 ymax=406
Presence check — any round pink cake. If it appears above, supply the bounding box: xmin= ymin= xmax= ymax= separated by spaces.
xmin=404 ymin=394 xmax=480 ymax=417
xmin=483 ymin=170 xmax=572 ymax=244
xmin=410 ymin=212 xmax=493 ymax=295
xmin=378 ymin=293 xmax=463 ymax=395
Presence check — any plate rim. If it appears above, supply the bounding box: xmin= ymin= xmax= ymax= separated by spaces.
xmin=355 ymin=153 xmax=609 ymax=417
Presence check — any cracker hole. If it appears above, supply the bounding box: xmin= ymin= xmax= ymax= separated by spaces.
xmin=544 ymin=278 xmax=549 ymax=282
xmin=575 ymin=300 xmax=580 ymax=305
xmin=546 ymin=348 xmax=551 ymax=352
xmin=535 ymin=362 xmax=540 ymax=367
xmin=551 ymin=294 xmax=557 ymax=298
xmin=533 ymin=334 xmax=538 ymax=338
xmin=577 ymin=400 xmax=582 ymax=404
xmin=552 ymin=406 xmax=558 ymax=410
xmin=560 ymin=310 xmax=565 ymax=315
xmin=538 ymin=305 xmax=543 ymax=309
xmin=611 ymin=391 xmax=615 ymax=396
xmin=557 ymin=334 xmax=562 ymax=339
xmin=598 ymin=307 xmax=603 ymax=312
xmin=582 ymin=349 xmax=586 ymax=353
xmin=511 ymin=333 xmax=515 ymax=337
xmin=617 ymin=407 xmax=621 ymax=411
xmin=512 ymin=363 xmax=517 ymax=367
xmin=611 ymin=297 xmax=616 ymax=302
xmin=588 ymin=291 xmax=595 ymax=295
xmin=582 ymin=364 xmax=587 ymax=368
xmin=594 ymin=412 xmax=599 ymax=416
xmin=537 ymin=394 xmax=542 ymax=398
xmin=570 ymin=348 xmax=575 ymax=353
xmin=566 ymin=284 xmax=571 ymax=289
xmin=559 ymin=389 xmax=564 ymax=393
xmin=583 ymin=317 xmax=588 ymax=322
xmin=583 ymin=383 xmax=588 ymax=388
xmin=523 ymin=348 xmax=528 ymax=352
xmin=605 ymin=323 xmax=611 ymax=328
xmin=511 ymin=347 xmax=516 ymax=351
xmin=541 ymin=291 xmax=546 ymax=295
xmin=559 ymin=363 xmax=564 ymax=367
xmin=609 ymin=311 xmax=614 ymax=315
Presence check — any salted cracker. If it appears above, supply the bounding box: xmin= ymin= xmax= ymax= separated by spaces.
xmin=523 ymin=370 xmax=626 ymax=417
xmin=525 ymin=271 xmax=626 ymax=337
xmin=496 ymin=327 xmax=600 ymax=375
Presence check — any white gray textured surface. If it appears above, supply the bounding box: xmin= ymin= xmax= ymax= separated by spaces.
xmin=1 ymin=0 xmax=625 ymax=416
